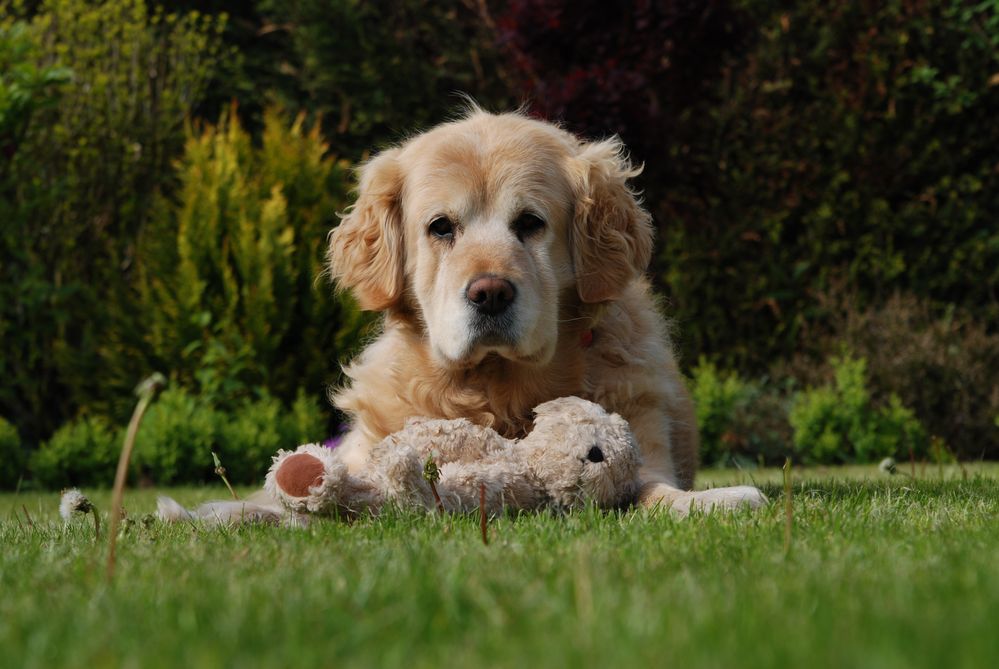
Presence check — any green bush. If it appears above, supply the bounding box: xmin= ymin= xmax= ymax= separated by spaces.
xmin=0 ymin=17 xmax=72 ymax=444
xmin=790 ymin=355 xmax=927 ymax=463
xmin=128 ymin=386 xmax=329 ymax=486
xmin=0 ymin=0 xmax=225 ymax=442
xmin=286 ymin=389 xmax=329 ymax=446
xmin=828 ymin=293 xmax=999 ymax=459
xmin=254 ymin=0 xmax=511 ymax=159
xmin=217 ymin=390 xmax=328 ymax=484
xmin=0 ymin=417 xmax=26 ymax=489
xmin=726 ymin=383 xmax=794 ymax=466
xmin=136 ymin=106 xmax=369 ymax=413
xmin=690 ymin=360 xmax=792 ymax=466
xmin=690 ymin=359 xmax=755 ymax=465
xmin=0 ymin=20 xmax=71 ymax=181
xmin=133 ymin=387 xmax=221 ymax=485
xmin=216 ymin=395 xmax=285 ymax=484
xmin=655 ymin=0 xmax=999 ymax=371
xmin=30 ymin=416 xmax=120 ymax=489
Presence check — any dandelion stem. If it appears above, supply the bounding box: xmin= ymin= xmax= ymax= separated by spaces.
xmin=107 ymin=373 xmax=165 ymax=580
xmin=423 ymin=456 xmax=444 ymax=514
xmin=212 ymin=451 xmax=239 ymax=500
xmin=783 ymin=457 xmax=793 ymax=558
xmin=479 ymin=483 xmax=488 ymax=546
xmin=429 ymin=481 xmax=444 ymax=513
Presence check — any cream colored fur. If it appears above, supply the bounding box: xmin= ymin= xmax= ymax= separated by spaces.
xmin=328 ymin=108 xmax=766 ymax=516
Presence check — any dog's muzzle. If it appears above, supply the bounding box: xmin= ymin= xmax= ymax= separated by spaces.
xmin=466 ymin=274 xmax=516 ymax=316
xmin=465 ymin=274 xmax=519 ymax=348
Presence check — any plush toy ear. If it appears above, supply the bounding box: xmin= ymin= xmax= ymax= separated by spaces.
xmin=328 ymin=148 xmax=405 ymax=311
xmin=567 ymin=138 xmax=654 ymax=303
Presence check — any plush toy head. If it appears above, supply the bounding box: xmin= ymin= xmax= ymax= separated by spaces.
xmin=523 ymin=397 xmax=641 ymax=508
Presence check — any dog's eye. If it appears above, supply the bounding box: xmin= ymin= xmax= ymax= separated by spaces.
xmin=428 ymin=216 xmax=455 ymax=240
xmin=513 ymin=213 xmax=545 ymax=241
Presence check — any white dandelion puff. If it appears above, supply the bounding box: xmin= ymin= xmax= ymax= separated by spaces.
xmin=60 ymin=488 xmax=93 ymax=521
xmin=60 ymin=488 xmax=100 ymax=539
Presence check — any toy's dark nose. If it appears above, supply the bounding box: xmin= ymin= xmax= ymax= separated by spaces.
xmin=466 ymin=275 xmax=515 ymax=316
xmin=586 ymin=446 xmax=605 ymax=463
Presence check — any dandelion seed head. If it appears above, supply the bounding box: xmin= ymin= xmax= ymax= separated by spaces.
xmin=879 ymin=457 xmax=898 ymax=475
xmin=60 ymin=488 xmax=93 ymax=521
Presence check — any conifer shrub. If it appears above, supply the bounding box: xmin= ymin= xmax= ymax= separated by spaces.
xmin=137 ymin=106 xmax=369 ymax=416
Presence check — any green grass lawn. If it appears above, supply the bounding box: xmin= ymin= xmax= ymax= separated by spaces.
xmin=3 ymin=465 xmax=999 ymax=668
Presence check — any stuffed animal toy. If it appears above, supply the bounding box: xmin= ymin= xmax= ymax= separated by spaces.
xmin=265 ymin=396 xmax=641 ymax=517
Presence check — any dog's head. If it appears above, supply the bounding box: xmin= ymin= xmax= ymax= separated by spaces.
xmin=328 ymin=110 xmax=653 ymax=368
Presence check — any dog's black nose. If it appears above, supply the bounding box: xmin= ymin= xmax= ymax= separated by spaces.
xmin=586 ymin=446 xmax=605 ymax=463
xmin=466 ymin=275 xmax=515 ymax=316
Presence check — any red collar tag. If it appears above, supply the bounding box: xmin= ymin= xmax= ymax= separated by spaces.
xmin=580 ymin=329 xmax=594 ymax=348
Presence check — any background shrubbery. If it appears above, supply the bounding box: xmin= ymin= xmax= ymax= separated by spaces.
xmin=0 ymin=417 xmax=26 ymax=489
xmin=1 ymin=0 xmax=996 ymax=487
xmin=24 ymin=386 xmax=328 ymax=489
xmin=30 ymin=416 xmax=121 ymax=490
xmin=1 ymin=0 xmax=226 ymax=440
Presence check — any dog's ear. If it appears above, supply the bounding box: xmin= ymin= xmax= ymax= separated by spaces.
xmin=328 ymin=148 xmax=405 ymax=311
xmin=567 ymin=138 xmax=654 ymax=303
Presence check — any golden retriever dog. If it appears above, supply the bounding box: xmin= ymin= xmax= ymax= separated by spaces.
xmin=325 ymin=107 xmax=766 ymax=515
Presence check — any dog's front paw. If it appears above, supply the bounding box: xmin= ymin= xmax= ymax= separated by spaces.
xmin=640 ymin=483 xmax=767 ymax=517
xmin=685 ymin=485 xmax=768 ymax=514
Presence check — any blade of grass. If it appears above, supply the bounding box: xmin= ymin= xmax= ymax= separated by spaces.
xmin=21 ymin=504 xmax=35 ymax=531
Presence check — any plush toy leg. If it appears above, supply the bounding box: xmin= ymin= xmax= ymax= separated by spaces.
xmin=265 ymin=442 xmax=391 ymax=516
xmin=156 ymin=493 xmax=286 ymax=526
xmin=265 ymin=443 xmax=352 ymax=515
xmin=275 ymin=452 xmax=325 ymax=497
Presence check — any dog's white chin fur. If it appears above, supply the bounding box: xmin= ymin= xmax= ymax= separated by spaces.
xmin=428 ymin=315 xmax=558 ymax=369
xmin=432 ymin=338 xmax=557 ymax=370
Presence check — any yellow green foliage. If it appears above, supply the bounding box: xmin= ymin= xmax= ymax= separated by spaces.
xmin=138 ymin=106 xmax=369 ymax=410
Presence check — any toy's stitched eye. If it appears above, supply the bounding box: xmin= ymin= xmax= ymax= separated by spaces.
xmin=512 ymin=212 xmax=545 ymax=241
xmin=586 ymin=446 xmax=604 ymax=463
xmin=428 ymin=216 xmax=455 ymax=240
